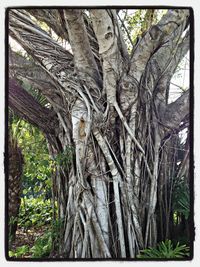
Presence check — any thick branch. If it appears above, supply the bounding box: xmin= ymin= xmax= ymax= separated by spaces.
xmin=9 ymin=49 xmax=52 ymax=83
xmin=161 ymin=90 xmax=189 ymax=129
xmin=130 ymin=9 xmax=189 ymax=81
xmin=63 ymin=9 xmax=102 ymax=86
xmin=9 ymin=79 xmax=59 ymax=134
xmin=154 ymin=30 xmax=190 ymax=101
xmin=9 ymin=49 xmax=66 ymax=111
xmin=90 ymin=9 xmax=126 ymax=104
xmin=141 ymin=28 xmax=189 ymax=107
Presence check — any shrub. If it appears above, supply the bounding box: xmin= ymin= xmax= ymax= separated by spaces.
xmin=18 ymin=197 xmax=54 ymax=229
xmin=9 ymin=245 xmax=29 ymax=258
xmin=30 ymin=231 xmax=52 ymax=258
xmin=137 ymin=240 xmax=189 ymax=259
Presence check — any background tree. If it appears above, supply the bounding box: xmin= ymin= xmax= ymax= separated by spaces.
xmin=8 ymin=8 xmax=191 ymax=258
xmin=8 ymin=115 xmax=23 ymax=241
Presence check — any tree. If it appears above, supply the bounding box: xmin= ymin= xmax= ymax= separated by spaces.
xmin=7 ymin=8 xmax=191 ymax=258
xmin=8 ymin=115 xmax=23 ymax=241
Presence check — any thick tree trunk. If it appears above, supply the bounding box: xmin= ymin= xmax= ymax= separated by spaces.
xmin=8 ymin=8 xmax=191 ymax=258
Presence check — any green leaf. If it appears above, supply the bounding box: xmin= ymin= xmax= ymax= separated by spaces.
xmin=137 ymin=240 xmax=190 ymax=259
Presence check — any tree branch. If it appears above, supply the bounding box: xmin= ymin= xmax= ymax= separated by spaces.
xmin=9 ymin=9 xmax=84 ymax=109
xmin=90 ymin=9 xmax=127 ymax=105
xmin=27 ymin=9 xmax=69 ymax=41
xmin=27 ymin=9 xmax=101 ymax=69
xmin=154 ymin=30 xmax=190 ymax=101
xmin=9 ymin=48 xmax=65 ymax=111
xmin=161 ymin=90 xmax=189 ymax=129
xmin=9 ymin=10 xmax=74 ymax=79
xmin=130 ymin=9 xmax=190 ymax=81
xmin=63 ymin=9 xmax=102 ymax=86
xmin=9 ymin=79 xmax=59 ymax=134
xmin=141 ymin=27 xmax=190 ymax=108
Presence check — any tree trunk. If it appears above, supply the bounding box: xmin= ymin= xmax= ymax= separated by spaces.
xmin=8 ymin=135 xmax=23 ymax=241
xmin=8 ymin=8 xmax=191 ymax=258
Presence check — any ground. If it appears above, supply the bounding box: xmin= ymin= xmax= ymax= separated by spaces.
xmin=10 ymin=225 xmax=49 ymax=258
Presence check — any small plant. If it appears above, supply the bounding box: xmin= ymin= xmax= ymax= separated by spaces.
xmin=18 ymin=197 xmax=54 ymax=229
xmin=9 ymin=245 xmax=29 ymax=258
xmin=137 ymin=240 xmax=189 ymax=259
xmin=30 ymin=231 xmax=52 ymax=258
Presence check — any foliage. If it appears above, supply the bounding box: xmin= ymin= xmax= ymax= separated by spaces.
xmin=53 ymin=147 xmax=74 ymax=168
xmin=173 ymin=178 xmax=190 ymax=220
xmin=11 ymin=117 xmax=53 ymax=199
xmin=137 ymin=240 xmax=189 ymax=259
xmin=21 ymin=79 xmax=48 ymax=107
xmin=18 ymin=197 xmax=54 ymax=229
xmin=9 ymin=245 xmax=29 ymax=258
xmin=8 ymin=218 xmax=63 ymax=259
xmin=11 ymin=115 xmax=74 ymax=200
xmin=30 ymin=218 xmax=64 ymax=258
xmin=30 ymin=231 xmax=52 ymax=258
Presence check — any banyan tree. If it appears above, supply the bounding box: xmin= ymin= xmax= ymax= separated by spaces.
xmin=7 ymin=8 xmax=192 ymax=258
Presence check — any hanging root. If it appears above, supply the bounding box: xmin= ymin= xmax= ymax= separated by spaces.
xmin=113 ymin=101 xmax=153 ymax=180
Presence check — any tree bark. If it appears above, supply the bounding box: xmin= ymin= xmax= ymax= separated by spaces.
xmin=8 ymin=135 xmax=23 ymax=241
xmin=9 ymin=79 xmax=59 ymax=135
